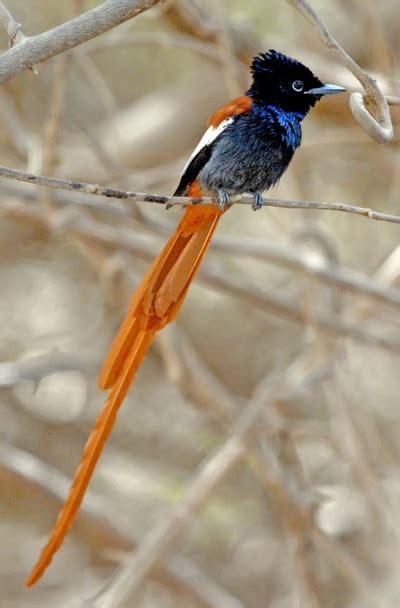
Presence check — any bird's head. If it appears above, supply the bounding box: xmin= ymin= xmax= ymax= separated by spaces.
xmin=248 ymin=50 xmax=345 ymax=115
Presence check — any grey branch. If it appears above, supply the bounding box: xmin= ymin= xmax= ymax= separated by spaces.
xmin=1 ymin=164 xmax=400 ymax=224
xmin=0 ymin=350 xmax=98 ymax=386
xmin=0 ymin=0 xmax=164 ymax=84
xmin=212 ymin=234 xmax=400 ymax=311
xmin=288 ymin=0 xmax=393 ymax=142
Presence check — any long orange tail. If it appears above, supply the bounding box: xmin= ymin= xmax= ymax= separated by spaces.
xmin=26 ymin=192 xmax=224 ymax=586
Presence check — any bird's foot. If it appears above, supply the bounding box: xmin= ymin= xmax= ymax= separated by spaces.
xmin=217 ymin=189 xmax=230 ymax=211
xmin=252 ymin=192 xmax=264 ymax=211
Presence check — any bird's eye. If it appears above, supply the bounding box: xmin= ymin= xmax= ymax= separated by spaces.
xmin=292 ymin=80 xmax=303 ymax=92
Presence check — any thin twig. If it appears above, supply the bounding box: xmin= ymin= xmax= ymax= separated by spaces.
xmin=0 ymin=164 xmax=399 ymax=224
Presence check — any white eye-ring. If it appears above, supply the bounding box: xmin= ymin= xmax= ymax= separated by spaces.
xmin=292 ymin=80 xmax=303 ymax=92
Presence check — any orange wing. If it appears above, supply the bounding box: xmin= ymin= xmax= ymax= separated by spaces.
xmin=26 ymin=95 xmax=253 ymax=587
xmin=208 ymin=95 xmax=252 ymax=127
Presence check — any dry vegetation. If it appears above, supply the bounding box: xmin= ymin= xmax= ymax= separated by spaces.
xmin=0 ymin=0 xmax=399 ymax=606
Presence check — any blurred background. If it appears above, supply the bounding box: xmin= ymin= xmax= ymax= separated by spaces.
xmin=0 ymin=1 xmax=400 ymax=606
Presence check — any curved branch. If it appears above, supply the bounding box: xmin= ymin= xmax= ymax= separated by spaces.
xmin=287 ymin=0 xmax=393 ymax=143
xmin=0 ymin=0 xmax=163 ymax=84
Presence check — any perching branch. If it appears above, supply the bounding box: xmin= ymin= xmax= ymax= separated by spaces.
xmin=287 ymin=0 xmax=393 ymax=142
xmin=1 ymin=164 xmax=399 ymax=224
xmin=0 ymin=0 xmax=164 ymax=84
xmin=3 ymin=198 xmax=400 ymax=354
xmin=2 ymin=176 xmax=399 ymax=315
xmin=4 ymin=177 xmax=399 ymax=321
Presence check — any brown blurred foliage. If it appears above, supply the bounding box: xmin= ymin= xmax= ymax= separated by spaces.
xmin=0 ymin=1 xmax=399 ymax=607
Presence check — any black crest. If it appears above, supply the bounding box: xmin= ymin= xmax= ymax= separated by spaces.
xmin=248 ymin=49 xmax=324 ymax=113
xmin=251 ymin=50 xmax=313 ymax=77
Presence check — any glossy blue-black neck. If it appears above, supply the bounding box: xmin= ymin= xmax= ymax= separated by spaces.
xmin=252 ymin=102 xmax=303 ymax=150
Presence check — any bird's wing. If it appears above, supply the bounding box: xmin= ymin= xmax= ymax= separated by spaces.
xmin=174 ymin=95 xmax=253 ymax=196
xmin=173 ymin=119 xmax=232 ymax=196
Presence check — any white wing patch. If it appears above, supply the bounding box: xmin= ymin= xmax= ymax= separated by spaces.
xmin=180 ymin=117 xmax=234 ymax=176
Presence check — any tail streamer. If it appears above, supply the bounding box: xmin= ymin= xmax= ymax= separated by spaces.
xmin=26 ymin=185 xmax=224 ymax=586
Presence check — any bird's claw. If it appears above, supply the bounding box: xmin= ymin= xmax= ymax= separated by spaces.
xmin=252 ymin=193 xmax=264 ymax=211
xmin=217 ymin=189 xmax=230 ymax=211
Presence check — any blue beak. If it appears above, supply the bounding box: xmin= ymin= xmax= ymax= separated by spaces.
xmin=306 ymin=83 xmax=346 ymax=96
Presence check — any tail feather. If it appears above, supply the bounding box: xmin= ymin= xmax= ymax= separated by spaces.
xmin=155 ymin=216 xmax=219 ymax=317
xmin=26 ymin=326 xmax=155 ymax=588
xmin=98 ymin=317 xmax=141 ymax=390
xmin=26 ymin=182 xmax=224 ymax=587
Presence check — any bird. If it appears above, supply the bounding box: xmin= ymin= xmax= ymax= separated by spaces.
xmin=26 ymin=50 xmax=345 ymax=587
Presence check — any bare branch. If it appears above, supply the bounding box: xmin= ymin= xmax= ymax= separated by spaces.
xmin=287 ymin=0 xmax=393 ymax=143
xmin=387 ymin=96 xmax=400 ymax=106
xmin=211 ymin=235 xmax=400 ymax=311
xmin=2 ymin=177 xmax=400 ymax=314
xmin=1 ymin=163 xmax=399 ymax=224
xmin=0 ymin=1 xmax=26 ymax=46
xmin=0 ymin=0 xmax=164 ymax=84
xmin=0 ymin=350 xmax=98 ymax=386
